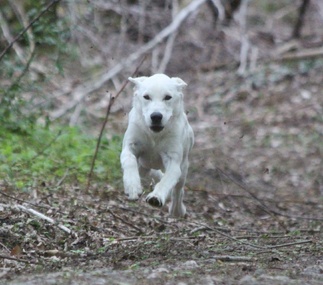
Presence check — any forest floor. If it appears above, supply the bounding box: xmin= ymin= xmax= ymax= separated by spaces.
xmin=1 ymin=57 xmax=323 ymax=284
xmin=1 ymin=1 xmax=323 ymax=281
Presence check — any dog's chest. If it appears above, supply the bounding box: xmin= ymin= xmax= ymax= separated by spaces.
xmin=133 ymin=139 xmax=165 ymax=170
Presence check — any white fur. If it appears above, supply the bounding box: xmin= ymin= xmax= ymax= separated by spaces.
xmin=120 ymin=74 xmax=194 ymax=217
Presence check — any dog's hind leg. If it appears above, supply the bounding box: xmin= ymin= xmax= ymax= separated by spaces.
xmin=169 ymin=161 xmax=188 ymax=217
xmin=149 ymin=169 xmax=163 ymax=182
xmin=169 ymin=175 xmax=187 ymax=218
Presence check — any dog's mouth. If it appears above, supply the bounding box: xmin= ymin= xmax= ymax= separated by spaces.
xmin=150 ymin=125 xmax=164 ymax=133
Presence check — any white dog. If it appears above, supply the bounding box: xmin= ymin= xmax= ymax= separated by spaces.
xmin=120 ymin=74 xmax=194 ymax=217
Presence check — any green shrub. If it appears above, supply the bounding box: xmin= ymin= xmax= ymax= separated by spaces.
xmin=0 ymin=125 xmax=122 ymax=190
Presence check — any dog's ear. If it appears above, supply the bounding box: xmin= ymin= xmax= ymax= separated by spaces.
xmin=171 ymin=77 xmax=187 ymax=90
xmin=128 ymin=76 xmax=147 ymax=86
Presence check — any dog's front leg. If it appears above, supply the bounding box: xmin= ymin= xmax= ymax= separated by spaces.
xmin=120 ymin=147 xmax=142 ymax=200
xmin=146 ymin=154 xmax=181 ymax=208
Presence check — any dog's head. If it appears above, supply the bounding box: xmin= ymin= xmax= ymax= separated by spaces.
xmin=128 ymin=74 xmax=187 ymax=133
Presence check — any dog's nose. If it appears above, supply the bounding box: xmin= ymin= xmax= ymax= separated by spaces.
xmin=150 ymin=112 xmax=163 ymax=124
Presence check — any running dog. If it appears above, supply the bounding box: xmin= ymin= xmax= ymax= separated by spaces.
xmin=120 ymin=74 xmax=194 ymax=217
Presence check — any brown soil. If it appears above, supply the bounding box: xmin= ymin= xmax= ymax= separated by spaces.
xmin=1 ymin=1 xmax=323 ymax=284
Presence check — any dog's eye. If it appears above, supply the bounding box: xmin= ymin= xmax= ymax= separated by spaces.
xmin=164 ymin=95 xmax=172 ymax=101
xmin=143 ymin=95 xmax=151 ymax=100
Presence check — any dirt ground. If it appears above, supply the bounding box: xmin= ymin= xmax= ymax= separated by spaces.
xmin=1 ymin=1 xmax=323 ymax=284
xmin=0 ymin=181 xmax=323 ymax=285
xmin=1 ymin=60 xmax=323 ymax=284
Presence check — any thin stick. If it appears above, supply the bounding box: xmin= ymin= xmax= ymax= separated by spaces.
xmin=0 ymin=192 xmax=65 ymax=214
xmin=215 ymin=166 xmax=274 ymax=216
xmin=292 ymin=0 xmax=310 ymax=38
xmin=215 ymin=167 xmax=323 ymax=221
xmin=107 ymin=209 xmax=143 ymax=234
xmin=189 ymin=221 xmax=266 ymax=249
xmin=266 ymin=240 xmax=312 ymax=249
xmin=212 ymin=255 xmax=254 ymax=262
xmin=5 ymin=50 xmax=36 ymax=94
xmin=277 ymin=47 xmax=323 ymax=61
xmin=17 ymin=204 xmax=72 ymax=234
xmin=0 ymin=0 xmax=60 ymax=62
xmin=86 ymin=56 xmax=146 ymax=191
xmin=0 ymin=254 xmax=31 ymax=264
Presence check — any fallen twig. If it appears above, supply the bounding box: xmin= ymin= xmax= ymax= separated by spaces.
xmin=0 ymin=192 xmax=66 ymax=215
xmin=215 ymin=166 xmax=274 ymax=216
xmin=277 ymin=47 xmax=323 ymax=61
xmin=17 ymin=204 xmax=72 ymax=234
xmin=189 ymin=221 xmax=266 ymax=249
xmin=107 ymin=209 xmax=143 ymax=234
xmin=266 ymin=239 xmax=312 ymax=249
xmin=213 ymin=255 xmax=254 ymax=262
xmin=0 ymin=254 xmax=31 ymax=264
xmin=215 ymin=166 xmax=323 ymax=221
xmin=86 ymin=56 xmax=146 ymax=191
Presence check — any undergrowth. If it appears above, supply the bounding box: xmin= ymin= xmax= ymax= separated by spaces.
xmin=0 ymin=125 xmax=122 ymax=190
xmin=0 ymin=2 xmax=120 ymax=191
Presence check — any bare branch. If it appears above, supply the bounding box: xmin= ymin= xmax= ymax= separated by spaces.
xmin=0 ymin=0 xmax=61 ymax=62
xmin=50 ymin=0 xmax=208 ymax=120
xmin=9 ymin=1 xmax=35 ymax=55
xmin=86 ymin=56 xmax=146 ymax=191
xmin=157 ymin=0 xmax=179 ymax=73
xmin=209 ymin=0 xmax=225 ymax=21
xmin=293 ymin=0 xmax=310 ymax=38
xmin=0 ymin=9 xmax=25 ymax=62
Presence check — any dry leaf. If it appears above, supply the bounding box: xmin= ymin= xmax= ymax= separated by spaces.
xmin=10 ymin=245 xmax=22 ymax=257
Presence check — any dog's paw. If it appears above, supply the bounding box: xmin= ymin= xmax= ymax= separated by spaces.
xmin=124 ymin=184 xmax=142 ymax=200
xmin=146 ymin=193 xmax=164 ymax=208
xmin=169 ymin=203 xmax=186 ymax=218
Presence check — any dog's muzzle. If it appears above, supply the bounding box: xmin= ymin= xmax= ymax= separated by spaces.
xmin=150 ymin=112 xmax=164 ymax=132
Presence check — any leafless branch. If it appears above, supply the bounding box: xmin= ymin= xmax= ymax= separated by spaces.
xmin=210 ymin=0 xmax=225 ymax=21
xmin=157 ymin=0 xmax=179 ymax=73
xmin=9 ymin=1 xmax=35 ymax=55
xmin=50 ymin=0 xmax=208 ymax=120
xmin=0 ymin=9 xmax=25 ymax=62
xmin=86 ymin=56 xmax=146 ymax=191
xmin=292 ymin=0 xmax=310 ymax=38
xmin=0 ymin=0 xmax=61 ymax=62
